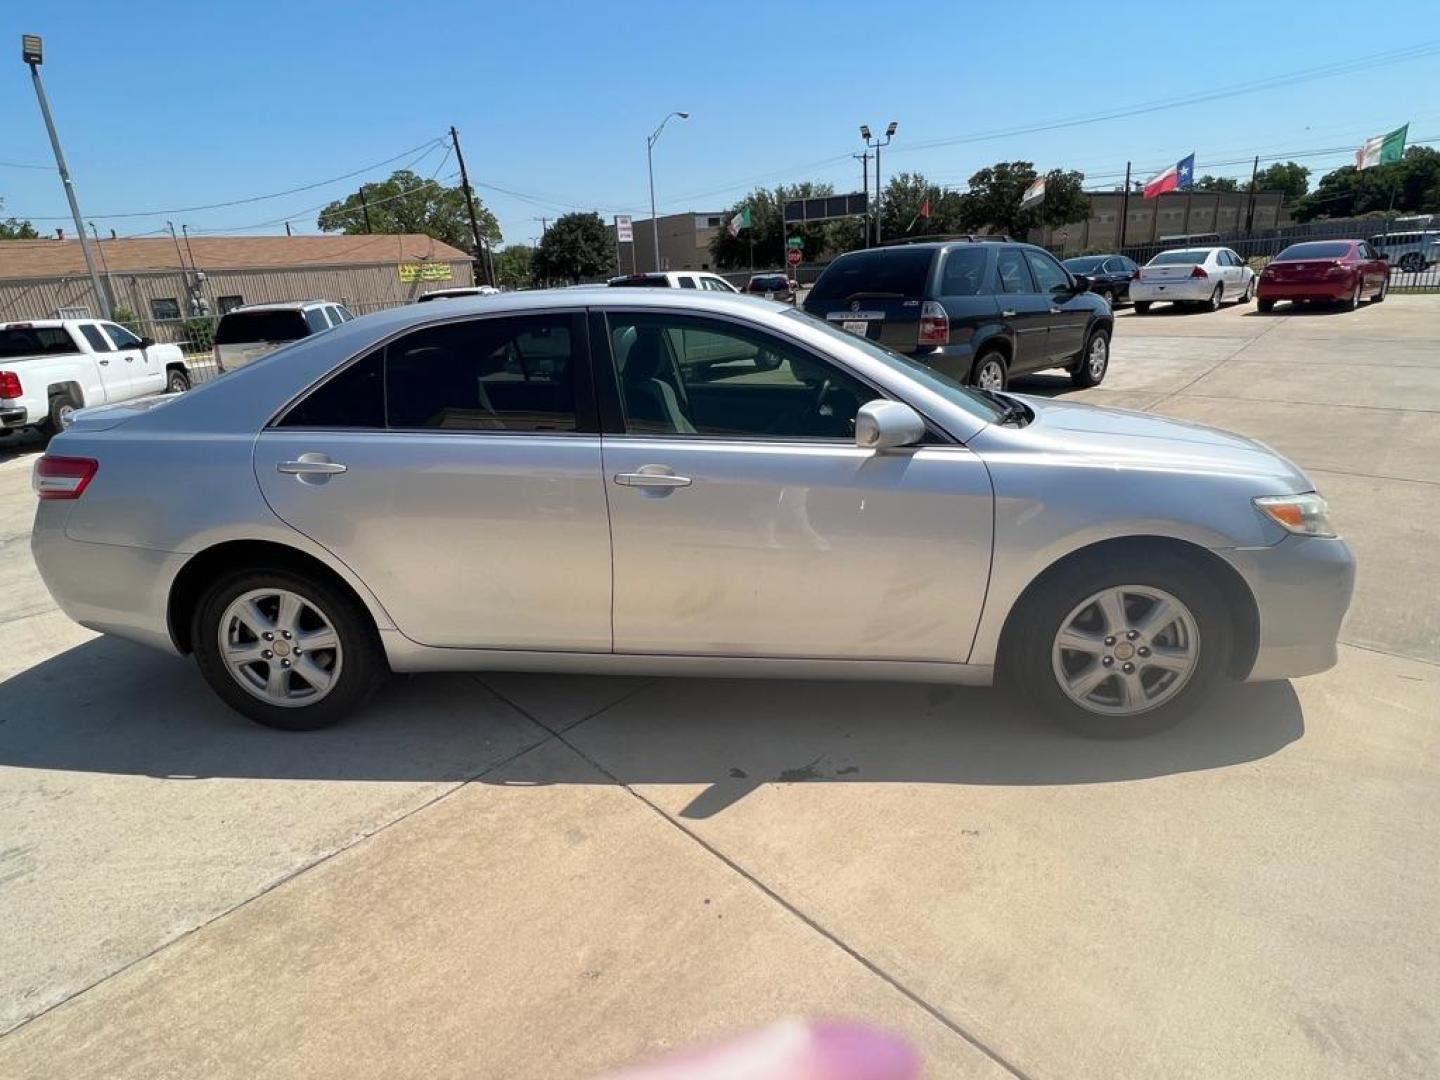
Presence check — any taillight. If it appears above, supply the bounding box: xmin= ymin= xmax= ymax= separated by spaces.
xmin=34 ymin=455 xmax=99 ymax=500
xmin=0 ymin=371 xmax=21 ymax=399
xmin=1130 ymin=269 xmax=1141 ymax=280
xmin=918 ymin=300 xmax=949 ymax=347
xmin=1189 ymin=265 xmax=1209 ymax=278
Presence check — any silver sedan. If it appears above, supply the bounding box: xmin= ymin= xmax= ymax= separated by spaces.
xmin=31 ymin=290 xmax=1354 ymax=736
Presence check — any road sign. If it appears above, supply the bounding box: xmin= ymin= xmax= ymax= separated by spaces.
xmin=786 ymin=247 xmax=802 ymax=267
xmin=786 ymin=236 xmax=804 ymax=249
xmin=614 ymin=215 xmax=633 ymax=243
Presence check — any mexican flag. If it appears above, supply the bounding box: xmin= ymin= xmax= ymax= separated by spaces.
xmin=1020 ymin=176 xmax=1046 ymax=209
xmin=727 ymin=207 xmax=751 ymax=237
xmin=1355 ymin=124 xmax=1407 ymax=170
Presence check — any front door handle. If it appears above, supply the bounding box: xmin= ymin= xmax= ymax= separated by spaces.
xmin=614 ymin=466 xmax=691 ymax=489
xmin=1049 ymin=307 xmax=1063 ymax=315
xmin=278 ymin=453 xmax=347 ymax=483
xmin=98 ymin=358 xmax=110 ymax=366
xmin=1000 ymin=309 xmax=1017 ymax=318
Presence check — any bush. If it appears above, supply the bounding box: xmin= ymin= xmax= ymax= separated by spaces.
xmin=181 ymin=316 xmax=217 ymax=355
xmin=111 ymin=306 xmax=144 ymax=337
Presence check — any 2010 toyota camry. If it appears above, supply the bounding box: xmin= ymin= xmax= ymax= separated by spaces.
xmin=31 ymin=289 xmax=1354 ymax=737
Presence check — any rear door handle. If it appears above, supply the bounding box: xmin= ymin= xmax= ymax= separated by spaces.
xmin=1049 ymin=307 xmax=1063 ymax=314
xmin=1000 ymin=309 xmax=1017 ymax=317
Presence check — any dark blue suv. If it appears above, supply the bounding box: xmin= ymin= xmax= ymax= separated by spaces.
xmin=802 ymin=238 xmax=1113 ymax=390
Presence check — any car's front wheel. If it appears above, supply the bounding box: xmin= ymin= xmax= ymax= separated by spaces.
xmin=1008 ymin=552 xmax=1231 ymax=737
xmin=192 ymin=567 xmax=387 ymax=730
xmin=1070 ymin=328 xmax=1110 ymax=388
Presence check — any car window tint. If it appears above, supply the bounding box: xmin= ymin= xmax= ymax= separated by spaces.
xmin=807 ymin=248 xmax=934 ymax=302
xmin=102 ymin=322 xmax=143 ymax=349
xmin=215 ymin=310 xmax=309 ymax=343
xmin=1102 ymin=258 xmax=1123 ymax=274
xmin=385 ymin=314 xmax=578 ymax=432
xmin=0 ymin=326 xmax=80 ymax=358
xmin=678 ymin=277 xmax=698 ymax=289
xmin=939 ymin=248 xmax=987 ymax=296
xmin=1148 ymin=250 xmax=1209 ymax=266
xmin=995 ymin=248 xmax=1035 ymax=293
xmin=78 ymin=325 xmax=113 ymax=352
xmin=1024 ymin=249 xmax=1070 ymax=292
xmin=279 ymin=350 xmax=385 ymax=429
xmin=607 ymin=312 xmax=872 ymax=440
xmin=303 ymin=308 xmax=330 ymax=334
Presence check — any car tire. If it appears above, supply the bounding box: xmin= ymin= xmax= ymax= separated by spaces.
xmin=38 ymin=392 xmax=79 ymax=438
xmin=1206 ymin=285 xmax=1223 ymax=312
xmin=1070 ymin=328 xmax=1110 ymax=388
xmin=1134 ymin=301 xmax=1152 ymax=314
xmin=1370 ymin=276 xmax=1387 ymax=303
xmin=969 ymin=350 xmax=1008 ymax=391
xmin=1096 ymin=288 xmax=1112 ymax=307
xmin=1007 ymin=551 xmax=1232 ymax=738
xmin=192 ymin=567 xmax=388 ymax=731
xmin=1343 ymin=279 xmax=1362 ymax=311
xmin=1239 ymin=277 xmax=1254 ymax=304
xmin=1399 ymin=252 xmax=1423 ymax=273
xmin=166 ymin=367 xmax=192 ymax=393
xmin=1257 ymin=298 xmax=1275 ymax=313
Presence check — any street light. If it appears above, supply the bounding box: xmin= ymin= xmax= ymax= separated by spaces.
xmin=646 ymin=111 xmax=690 ymax=271
xmin=860 ymin=120 xmax=898 ymax=245
xmin=21 ymin=33 xmax=111 ymax=319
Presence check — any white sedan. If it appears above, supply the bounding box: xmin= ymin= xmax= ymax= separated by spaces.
xmin=1131 ymin=247 xmax=1256 ymax=313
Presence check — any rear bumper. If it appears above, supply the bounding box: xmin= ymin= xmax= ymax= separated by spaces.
xmin=911 ymin=343 xmax=977 ymax=382
xmin=1257 ymin=279 xmax=1351 ymax=301
xmin=1219 ymin=535 xmax=1356 ymax=682
xmin=31 ymin=504 xmax=185 ymax=655
xmin=1129 ymin=279 xmax=1214 ymax=303
xmin=1 ymin=406 xmax=29 ymax=429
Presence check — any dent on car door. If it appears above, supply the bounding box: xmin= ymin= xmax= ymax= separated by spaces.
xmin=595 ymin=308 xmax=994 ymax=662
xmin=253 ymin=310 xmax=613 ymax=651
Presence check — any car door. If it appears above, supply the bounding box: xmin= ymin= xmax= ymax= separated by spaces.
xmin=74 ymin=323 xmax=129 ymax=403
xmin=1222 ymin=249 xmax=1248 ymax=295
xmin=1024 ymin=248 xmax=1087 ymax=365
xmin=253 ymin=309 xmax=613 ymax=651
xmin=101 ymin=321 xmax=165 ymax=396
xmin=596 ymin=307 xmax=993 ymax=662
xmin=1359 ymin=242 xmax=1384 ymax=294
xmin=992 ymin=247 xmax=1050 ymax=374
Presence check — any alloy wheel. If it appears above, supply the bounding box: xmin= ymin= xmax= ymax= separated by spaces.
xmin=1051 ymin=585 xmax=1200 ymax=716
xmin=218 ymin=588 xmax=344 ymax=708
xmin=1087 ymin=334 xmax=1108 ymax=381
xmin=1208 ymin=286 xmax=1221 ymax=311
xmin=977 ymin=359 xmax=1005 ymax=390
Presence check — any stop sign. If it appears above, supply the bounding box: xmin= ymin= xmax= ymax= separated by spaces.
xmin=786 ymin=247 xmax=802 ymax=267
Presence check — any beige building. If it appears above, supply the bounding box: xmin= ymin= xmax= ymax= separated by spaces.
xmin=610 ymin=212 xmax=726 ymax=274
xmin=1034 ymin=190 xmax=1287 ymax=255
xmin=0 ymin=234 xmax=473 ymax=341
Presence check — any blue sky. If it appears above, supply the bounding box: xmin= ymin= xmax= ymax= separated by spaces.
xmin=3 ymin=1 xmax=1438 ymax=247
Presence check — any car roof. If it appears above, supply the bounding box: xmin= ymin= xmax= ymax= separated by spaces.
xmin=226 ymin=300 xmax=337 ymax=313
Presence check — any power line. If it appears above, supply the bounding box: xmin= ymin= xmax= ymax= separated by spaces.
xmin=0 ymin=159 xmax=53 ymax=171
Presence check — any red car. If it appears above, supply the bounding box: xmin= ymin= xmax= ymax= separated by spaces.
xmin=1256 ymin=239 xmax=1389 ymax=312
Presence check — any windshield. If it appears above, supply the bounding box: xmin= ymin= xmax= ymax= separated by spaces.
xmin=781 ymin=308 xmax=1006 ymax=424
xmin=807 ymin=248 xmax=934 ymax=303
xmin=1063 ymin=256 xmax=1106 ymax=273
xmin=1148 ymin=249 xmax=1209 ymax=266
xmin=749 ymin=275 xmax=787 ymax=290
xmin=0 ymin=326 xmax=81 ymax=358
xmin=1275 ymin=241 xmax=1352 ymax=260
xmin=214 ymin=310 xmax=310 ymax=344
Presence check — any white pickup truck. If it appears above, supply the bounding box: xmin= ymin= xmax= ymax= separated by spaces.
xmin=0 ymin=318 xmax=192 ymax=437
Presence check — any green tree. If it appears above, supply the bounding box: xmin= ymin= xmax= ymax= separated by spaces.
xmin=1253 ymin=161 xmax=1310 ymax=204
xmin=877 ymin=172 xmax=965 ymax=239
xmin=1193 ymin=175 xmax=1240 ymax=192
xmin=493 ymin=244 xmax=535 ymax=289
xmin=0 ymin=198 xmax=39 ymax=239
xmin=316 ymin=169 xmax=500 ymax=254
xmin=708 ymin=182 xmax=834 ymax=270
xmin=532 ymin=212 xmax=611 ymax=284
xmin=956 ymin=162 xmax=1088 ymax=237
xmin=1292 ymin=146 xmax=1440 ymax=221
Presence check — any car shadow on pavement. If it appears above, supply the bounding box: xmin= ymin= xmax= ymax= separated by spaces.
xmin=0 ymin=637 xmax=1305 ymax=818
xmin=1244 ymin=304 xmax=1346 ymax=317
xmin=0 ymin=430 xmax=46 ymax=463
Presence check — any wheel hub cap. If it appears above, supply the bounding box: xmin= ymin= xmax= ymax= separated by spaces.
xmin=218 ymin=588 xmax=342 ymax=708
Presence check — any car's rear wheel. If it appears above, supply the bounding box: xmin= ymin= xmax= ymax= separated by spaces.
xmin=1070 ymin=328 xmax=1110 ymax=388
xmin=166 ymin=367 xmax=191 ymax=393
xmin=1008 ymin=552 xmax=1231 ymax=737
xmin=1399 ymin=252 xmax=1424 ymax=272
xmin=1134 ymin=301 xmax=1152 ymax=314
xmin=1344 ymin=279 xmax=1362 ymax=311
xmin=1371 ymin=276 xmax=1388 ymax=303
xmin=970 ymin=350 xmax=1008 ymax=391
xmin=38 ymin=392 xmax=78 ymax=438
xmin=192 ymin=567 xmax=387 ymax=730
xmin=1257 ymin=298 xmax=1275 ymax=313
xmin=1239 ymin=277 xmax=1254 ymax=303
xmin=1206 ymin=285 xmax=1223 ymax=311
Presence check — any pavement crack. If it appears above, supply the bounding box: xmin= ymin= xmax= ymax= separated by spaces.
xmin=483 ymin=683 xmax=1034 ymax=1080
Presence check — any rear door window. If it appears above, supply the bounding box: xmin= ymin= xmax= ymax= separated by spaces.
xmin=939 ymin=247 xmax=988 ymax=296
xmin=215 ymin=310 xmax=310 ymax=344
xmin=807 ymin=248 xmax=934 ymax=303
xmin=994 ymin=248 xmax=1035 ymax=294
xmin=78 ymin=324 xmax=114 ymax=352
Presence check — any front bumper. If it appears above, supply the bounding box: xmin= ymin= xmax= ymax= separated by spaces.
xmin=1258 ymin=279 xmax=1351 ymax=301
xmin=1220 ymin=535 xmax=1355 ymax=681
xmin=1130 ymin=279 xmax=1214 ymax=303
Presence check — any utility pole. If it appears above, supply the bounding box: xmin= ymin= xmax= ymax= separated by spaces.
xmin=22 ymin=34 xmax=111 ymax=319
xmin=1244 ymin=155 xmax=1259 ymax=236
xmin=449 ymin=125 xmax=494 ymax=287
xmin=853 ymin=151 xmax=871 ymax=247
xmin=1119 ymin=161 xmax=1132 ymax=248
xmin=285 ymin=221 xmax=293 ymax=237
xmin=89 ymin=222 xmax=118 ymax=314
xmin=861 ymin=122 xmax=897 ymax=245
xmin=359 ymin=184 xmax=373 ymax=234
xmin=180 ymin=224 xmax=209 ymax=314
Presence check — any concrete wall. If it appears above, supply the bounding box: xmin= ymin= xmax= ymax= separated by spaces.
xmin=1037 ymin=191 xmax=1286 ymax=254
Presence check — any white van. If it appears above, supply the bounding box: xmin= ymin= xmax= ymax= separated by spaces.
xmin=1368 ymin=230 xmax=1440 ymax=272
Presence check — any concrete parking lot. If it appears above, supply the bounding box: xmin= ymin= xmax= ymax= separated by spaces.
xmin=1 ymin=296 xmax=1437 ymax=1078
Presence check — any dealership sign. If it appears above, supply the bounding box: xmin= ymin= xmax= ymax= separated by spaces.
xmin=398 ymin=263 xmax=454 ymax=283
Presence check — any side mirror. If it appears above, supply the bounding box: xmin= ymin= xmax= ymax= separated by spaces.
xmin=1378 ymin=252 xmax=1390 ymax=261
xmin=1069 ymin=275 xmax=1091 ymax=293
xmin=855 ymin=400 xmax=925 ymax=451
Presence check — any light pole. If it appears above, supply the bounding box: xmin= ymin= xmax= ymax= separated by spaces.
xmin=860 ymin=121 xmax=897 ymax=245
xmin=646 ymin=111 xmax=689 ymax=271
xmin=22 ymin=34 xmax=111 ymax=319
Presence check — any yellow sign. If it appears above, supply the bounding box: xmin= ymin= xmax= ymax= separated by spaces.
xmin=398 ymin=262 xmax=453 ymax=283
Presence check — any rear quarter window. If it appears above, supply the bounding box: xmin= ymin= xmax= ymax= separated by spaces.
xmin=0 ymin=326 xmax=80 ymax=358
xmin=807 ymin=248 xmax=935 ymax=303
xmin=214 ymin=311 xmax=311 ymax=344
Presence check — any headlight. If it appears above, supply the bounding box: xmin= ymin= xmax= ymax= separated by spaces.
xmin=1253 ymin=493 xmax=1336 ymax=537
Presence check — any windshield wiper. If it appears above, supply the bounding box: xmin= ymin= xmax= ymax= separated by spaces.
xmin=973 ymin=388 xmax=1030 ymax=425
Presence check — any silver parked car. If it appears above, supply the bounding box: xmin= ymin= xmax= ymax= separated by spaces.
xmin=31 ymin=290 xmax=1354 ymax=736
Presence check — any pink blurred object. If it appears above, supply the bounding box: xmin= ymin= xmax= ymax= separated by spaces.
xmin=600 ymin=1019 xmax=920 ymax=1080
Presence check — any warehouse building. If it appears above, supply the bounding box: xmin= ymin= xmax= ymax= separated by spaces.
xmin=608 ymin=212 xmax=727 ymax=274
xmin=1033 ymin=190 xmax=1287 ymax=255
xmin=0 ymin=233 xmax=474 ymax=341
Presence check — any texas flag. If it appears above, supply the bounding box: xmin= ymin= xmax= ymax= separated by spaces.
xmin=1142 ymin=153 xmax=1195 ymax=199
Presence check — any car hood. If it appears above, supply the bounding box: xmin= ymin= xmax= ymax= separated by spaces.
xmin=975 ymin=394 xmax=1312 ymax=491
